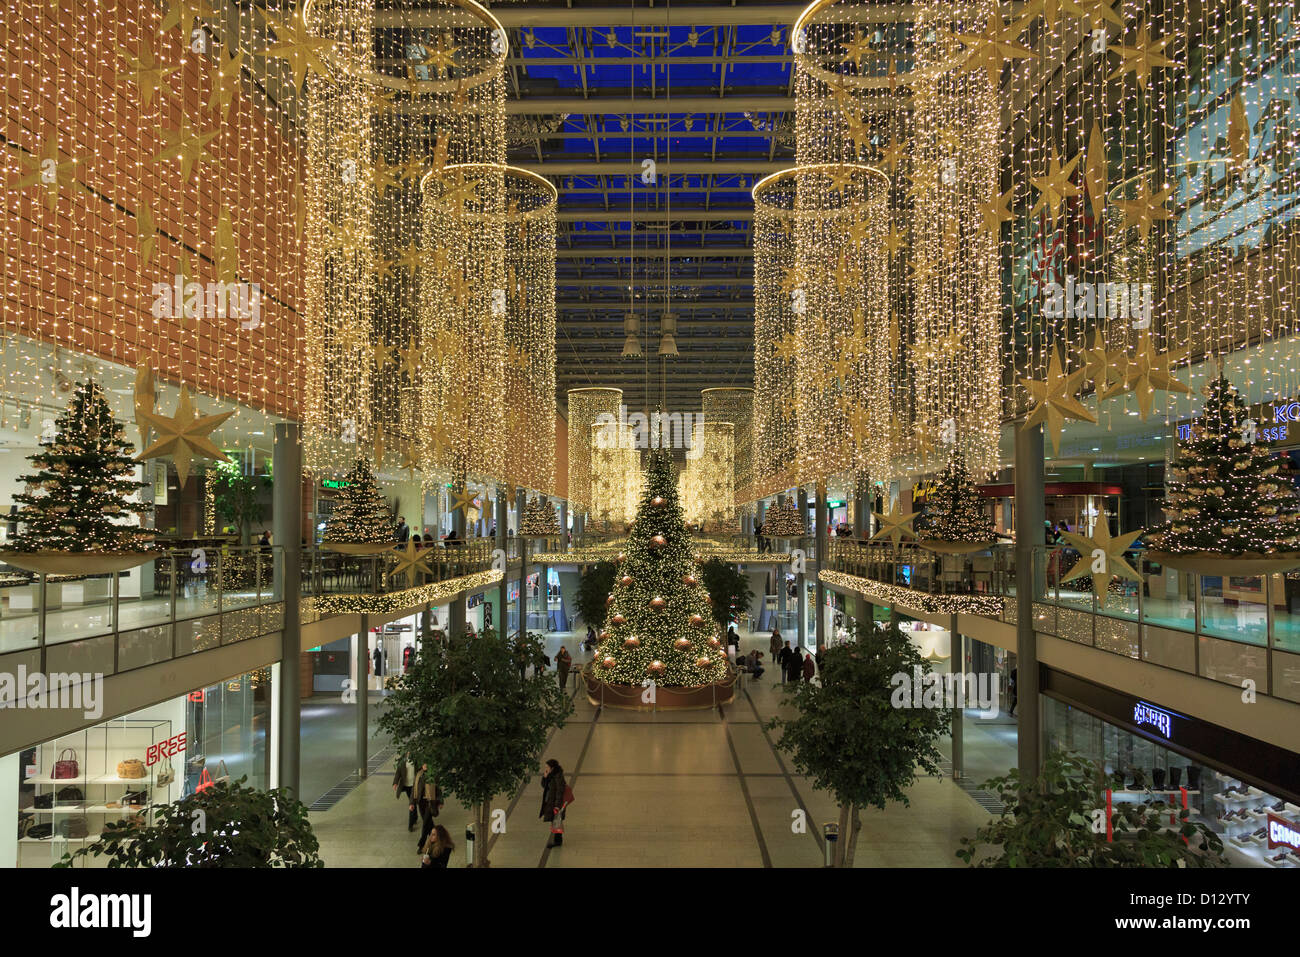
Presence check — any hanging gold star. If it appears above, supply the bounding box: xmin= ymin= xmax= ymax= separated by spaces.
xmin=1020 ymin=349 xmax=1096 ymax=454
xmin=399 ymin=338 xmax=422 ymax=378
xmin=829 ymin=351 xmax=855 ymax=385
xmin=1226 ymin=92 xmax=1251 ymax=173
xmin=370 ymin=339 xmax=393 ymax=372
xmin=954 ymin=17 xmax=1037 ymax=85
xmin=979 ymin=185 xmax=1015 ymax=234
xmin=135 ymin=204 xmax=158 ymax=268
xmin=909 ymin=256 xmax=935 ymax=286
xmin=1059 ymin=524 xmax=1143 ymax=606
xmin=388 ymin=539 xmax=433 ymax=581
xmin=1084 ymin=121 xmax=1108 ymax=216
xmin=372 ymin=160 xmax=402 ymax=194
xmin=845 ymin=217 xmax=871 ymax=246
xmin=877 ymin=138 xmax=906 ymax=175
xmin=372 ymin=256 xmax=395 ymax=282
xmin=260 ymin=7 xmax=335 ymax=90
xmin=1113 ymin=176 xmax=1174 ymax=242
xmin=882 ymin=224 xmax=905 ymax=256
xmin=154 ymin=117 xmax=218 ymax=185
xmin=436 ymin=172 xmax=480 ymax=211
xmin=1029 ymin=147 xmax=1082 ymax=222
xmin=160 ymin=0 xmax=217 ymax=37
xmin=1082 ymin=328 xmax=1126 ymax=392
xmin=326 ymin=219 xmax=367 ymax=255
xmin=871 ymin=501 xmax=918 ymax=547
xmin=1100 ymin=334 xmax=1191 ymax=419
xmin=425 ymin=329 xmax=459 ymax=364
xmin=845 ymin=403 xmax=871 ymax=442
xmin=133 ymin=363 xmax=155 ymax=434
xmin=10 ymin=138 xmax=85 ymax=210
xmin=843 ymin=111 xmax=872 ymax=154
xmin=208 ymin=49 xmax=246 ymax=117
xmin=840 ymin=29 xmax=876 ymax=64
xmin=420 ymin=36 xmax=459 ymax=75
xmin=429 ymin=135 xmax=449 ymax=174
xmin=779 ymin=267 xmax=804 ymax=297
xmin=773 ymin=334 xmax=800 ymax=363
xmin=1107 ymin=24 xmax=1181 ymax=91
xmin=395 ymin=242 xmax=424 ymax=273
xmin=449 ymin=486 xmax=479 ymax=516
xmin=135 ymin=386 xmax=234 ymax=488
xmin=116 ymin=38 xmax=179 ymax=105
xmin=399 ymin=156 xmax=428 ymax=183
xmin=398 ymin=438 xmax=420 ymax=473
xmin=1071 ymin=0 xmax=1125 ymax=28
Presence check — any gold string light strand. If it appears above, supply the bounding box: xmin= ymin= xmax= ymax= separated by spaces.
xmin=701 ymin=387 xmax=753 ymax=505
xmin=566 ymin=387 xmax=623 ymax=514
xmin=680 ymin=421 xmax=735 ymax=531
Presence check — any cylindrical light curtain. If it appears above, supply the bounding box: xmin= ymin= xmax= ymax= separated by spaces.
xmin=302 ymin=0 xmax=376 ymax=475
xmin=681 ymin=421 xmax=735 ymax=530
xmin=589 ymin=421 xmax=641 ymax=527
xmin=567 ymin=387 xmax=623 ymax=512
xmin=502 ymin=167 xmax=557 ymax=495
xmin=701 ymin=387 xmax=753 ymax=502
xmin=752 ymin=172 xmax=799 ymax=500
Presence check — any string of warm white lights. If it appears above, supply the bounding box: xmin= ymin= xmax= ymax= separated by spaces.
xmin=567 ymin=387 xmax=623 ymax=512
xmin=589 ymin=421 xmax=642 ymax=527
xmin=701 ymin=387 xmax=754 ymax=503
xmin=679 ymin=421 xmax=735 ymax=530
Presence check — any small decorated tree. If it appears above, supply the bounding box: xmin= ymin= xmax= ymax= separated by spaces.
xmin=1152 ymin=376 xmax=1300 ymax=556
xmin=520 ymin=496 xmax=562 ymax=537
xmin=9 ymin=381 xmax=151 ymax=553
xmin=591 ymin=449 xmax=728 ymax=687
xmin=914 ymin=457 xmax=994 ymax=544
xmin=323 ymin=458 xmax=391 ymax=545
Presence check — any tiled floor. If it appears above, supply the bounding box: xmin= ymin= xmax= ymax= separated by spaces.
xmin=311 ymin=631 xmax=992 ymax=868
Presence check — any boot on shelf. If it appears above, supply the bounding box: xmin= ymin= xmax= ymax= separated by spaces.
xmin=1168 ymin=766 xmax=1182 ymax=789
xmin=1186 ymin=766 xmax=1202 ymax=791
xmin=1152 ymin=768 xmax=1166 ymax=790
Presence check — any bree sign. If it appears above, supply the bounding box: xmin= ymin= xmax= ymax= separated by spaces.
xmin=1267 ymin=813 xmax=1300 ymax=853
xmin=145 ymin=731 xmax=187 ymax=767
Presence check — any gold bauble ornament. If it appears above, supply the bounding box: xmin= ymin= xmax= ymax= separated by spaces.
xmin=696 ymin=657 xmax=713 ymax=669
xmin=651 ymin=496 xmax=666 ymax=506
xmin=646 ymin=660 xmax=665 ymax=675
xmin=620 ymin=575 xmax=634 ymax=587
xmin=650 ymin=534 xmax=667 ymax=548
xmin=689 ymin=614 xmax=705 ymax=627
xmin=674 ymin=638 xmax=692 ymax=651
xmin=682 ymin=575 xmax=698 ymax=586
xmin=601 ymin=657 xmax=616 ymax=669
xmin=707 ymin=636 xmax=721 ymax=648
xmin=623 ymin=636 xmax=640 ymax=648
xmin=610 ymin=613 xmax=626 ymax=625
xmin=650 ymin=596 xmax=666 ymax=610
xmin=605 ymin=594 xmax=616 ymax=607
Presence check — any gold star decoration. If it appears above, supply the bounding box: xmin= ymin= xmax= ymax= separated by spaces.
xmin=429 ymin=135 xmax=449 ymax=174
xmin=1020 ymin=348 xmax=1096 ymax=454
xmin=979 ymin=186 xmax=1015 ymax=235
xmin=135 ymin=204 xmax=158 ymax=268
xmin=1099 ymin=334 xmax=1191 ymax=420
xmin=882 ymin=224 xmax=905 ymax=256
xmin=1107 ymin=23 xmax=1181 ymax=91
xmin=419 ymin=36 xmax=459 ymax=75
xmin=435 ymin=171 xmax=480 ymax=211
xmin=1069 ymin=0 xmax=1124 ymax=28
xmin=1082 ymin=328 xmax=1126 ymax=392
xmin=425 ymin=329 xmax=459 ymax=364
xmin=135 ymin=386 xmax=234 ymax=487
xmin=954 ymin=17 xmax=1037 ymax=86
xmin=208 ymin=49 xmax=246 ymax=117
xmin=843 ymin=111 xmax=872 ymax=154
xmin=871 ymin=501 xmax=918 ymax=547
xmin=372 ymin=255 xmax=395 ymax=282
xmin=398 ymin=438 xmax=421 ymax=473
xmin=260 ymin=6 xmax=336 ymax=90
xmin=845 ymin=403 xmax=871 ymax=442
xmin=1059 ymin=524 xmax=1143 ymax=606
xmin=154 ymin=117 xmax=219 ymax=185
xmin=388 ymin=539 xmax=433 ymax=582
xmin=395 ymin=242 xmax=424 ymax=273
xmin=160 ymin=0 xmax=218 ymax=37
xmin=398 ymin=338 xmax=422 ymax=378
xmin=876 ymin=138 xmax=906 ymax=175
xmin=1084 ymin=121 xmax=1108 ymax=216
xmin=779 ymin=267 xmax=804 ymax=297
xmin=1226 ymin=92 xmax=1251 ymax=173
xmin=372 ymin=160 xmax=402 ymax=194
xmin=133 ymin=363 xmax=155 ymax=434
xmin=773 ymin=334 xmax=800 ymax=363
xmin=1113 ymin=176 xmax=1174 ymax=242
xmin=116 ymin=37 xmax=179 ymax=105
xmin=10 ymin=138 xmax=85 ymax=210
xmin=840 ymin=29 xmax=876 ymax=64
xmin=1029 ymin=147 xmax=1082 ymax=222
xmin=399 ymin=157 xmax=427 ymax=183
xmin=449 ymin=486 xmax=480 ymax=516
xmin=829 ymin=351 xmax=855 ymax=385
xmin=370 ymin=339 xmax=393 ymax=372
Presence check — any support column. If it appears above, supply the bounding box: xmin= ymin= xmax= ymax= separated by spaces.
xmin=1014 ymin=422 xmax=1046 ymax=785
xmin=519 ymin=537 xmax=530 ymax=636
xmin=273 ymin=422 xmax=302 ymax=798
xmin=814 ymin=481 xmax=827 ymax=652
xmin=497 ymin=490 xmax=509 ymax=638
xmin=421 ymin=602 xmax=432 ymax=643
xmin=853 ymin=474 xmax=867 ymax=539
xmin=356 ymin=614 xmax=368 ymax=777
xmin=950 ymin=615 xmax=963 ymax=781
xmin=450 ymin=494 xmax=466 ymax=635
xmin=797 ymin=486 xmax=809 ymax=650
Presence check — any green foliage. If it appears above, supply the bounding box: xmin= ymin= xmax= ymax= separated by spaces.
xmin=767 ymin=621 xmax=949 ymax=813
xmin=210 ymin=458 xmax=270 ymax=540
xmin=592 ymin=449 xmax=728 ymax=687
xmin=576 ymin=560 xmax=618 ymax=631
xmin=1153 ymin=376 xmax=1300 ymax=555
xmin=323 ymin=458 xmax=392 ymax=544
xmin=11 ymin=381 xmax=152 ymax=552
xmin=956 ymin=750 xmax=1226 ymax=867
xmin=914 ymin=457 xmax=994 ymax=543
xmin=54 ymin=777 xmax=321 ymax=868
xmin=377 ymin=628 xmax=572 ymax=815
xmin=699 ymin=557 xmax=754 ymax=628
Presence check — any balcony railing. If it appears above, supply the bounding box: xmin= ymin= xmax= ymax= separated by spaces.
xmin=824 ymin=540 xmax=1300 ymax=705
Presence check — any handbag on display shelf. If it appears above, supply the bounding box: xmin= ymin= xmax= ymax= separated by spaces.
xmin=55 ymin=786 xmax=84 ymax=804
xmin=26 ymin=823 xmax=53 ymax=840
xmin=213 ymin=760 xmax=230 ymax=785
xmin=123 ymin=789 xmax=148 ymax=807
xmin=195 ymin=768 xmax=215 ymax=793
xmin=33 ymin=793 xmax=53 ymax=809
xmin=58 ymin=817 xmax=89 ymax=840
xmin=52 ymin=748 xmax=79 ymax=779
xmin=116 ymin=758 xmax=147 ymax=779
xmin=155 ymin=758 xmax=175 ymax=788
xmin=186 ymin=753 xmax=206 ymax=773
xmin=17 ymin=813 xmax=34 ymax=841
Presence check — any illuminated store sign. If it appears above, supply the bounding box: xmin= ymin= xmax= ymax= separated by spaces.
xmin=1267 ymin=814 xmax=1300 ymax=853
xmin=1133 ymin=700 xmax=1175 ymax=739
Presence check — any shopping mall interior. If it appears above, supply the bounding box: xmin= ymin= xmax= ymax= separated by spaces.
xmin=2 ymin=0 xmax=1300 ymax=887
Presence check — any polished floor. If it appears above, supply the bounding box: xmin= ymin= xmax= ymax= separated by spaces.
xmin=311 ymin=631 xmax=994 ymax=867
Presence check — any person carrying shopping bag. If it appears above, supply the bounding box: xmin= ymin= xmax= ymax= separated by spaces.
xmin=540 ymin=759 xmax=573 ymax=848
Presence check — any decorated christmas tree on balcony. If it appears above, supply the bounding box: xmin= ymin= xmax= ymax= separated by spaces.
xmin=1149 ymin=376 xmax=1300 ymax=566
xmin=7 ymin=381 xmax=153 ymax=562
xmin=323 ymin=458 xmax=392 ymax=553
xmin=520 ymin=496 xmax=562 ymax=537
xmin=914 ymin=456 xmax=995 ymax=551
xmin=590 ymin=449 xmax=728 ymax=689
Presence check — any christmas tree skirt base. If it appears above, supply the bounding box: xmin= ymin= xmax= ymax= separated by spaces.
xmin=916 ymin=540 xmax=996 ymax=555
xmin=1144 ymin=551 xmax=1300 ymax=576
xmin=583 ymin=670 xmax=737 ymax=710
xmin=322 ymin=543 xmax=395 ymax=555
xmin=0 ymin=551 xmax=154 ymax=575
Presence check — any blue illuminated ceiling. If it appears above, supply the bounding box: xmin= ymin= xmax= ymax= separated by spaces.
xmin=497 ymin=3 xmax=806 ymax=410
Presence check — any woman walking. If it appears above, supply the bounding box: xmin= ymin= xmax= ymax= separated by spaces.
xmin=412 ymin=763 xmax=443 ymax=853
xmin=420 ymin=824 xmax=455 ymax=869
xmin=392 ymin=753 xmax=417 ymax=831
xmin=540 ymin=758 xmax=568 ymax=848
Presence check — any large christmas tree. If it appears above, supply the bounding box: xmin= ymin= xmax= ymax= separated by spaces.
xmin=591 ymin=449 xmax=729 ymax=687
xmin=10 ymin=381 xmax=152 ymax=552
xmin=323 ymin=458 xmax=392 ymax=544
xmin=914 ymin=457 xmax=994 ymax=543
xmin=1152 ymin=376 xmax=1300 ymax=555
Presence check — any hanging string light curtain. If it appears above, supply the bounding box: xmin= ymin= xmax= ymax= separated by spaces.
xmin=752 ymin=171 xmax=800 ymax=500
xmin=701 ymin=387 xmax=753 ymax=505
xmin=567 ymin=387 xmax=623 ymax=513
xmin=589 ymin=421 xmax=642 ymax=528
xmin=500 ymin=166 xmax=557 ymax=495
xmin=680 ymin=421 xmax=735 ymax=530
